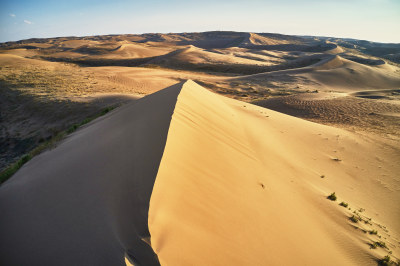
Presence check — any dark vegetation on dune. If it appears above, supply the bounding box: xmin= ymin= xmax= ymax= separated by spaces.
xmin=0 ymin=106 xmax=115 ymax=184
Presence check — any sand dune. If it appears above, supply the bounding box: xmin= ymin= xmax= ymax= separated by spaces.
xmin=304 ymin=56 xmax=400 ymax=91
xmin=239 ymin=32 xmax=289 ymax=47
xmin=147 ymin=45 xmax=273 ymax=67
xmin=1 ymin=81 xmax=399 ymax=265
xmin=325 ymin=43 xmax=344 ymax=54
xmin=139 ymin=32 xmax=246 ymax=49
xmin=35 ymin=41 xmax=174 ymax=61
xmin=87 ymin=65 xmax=223 ymax=94
xmin=89 ymin=42 xmax=174 ymax=60
xmin=0 ymin=83 xmax=183 ymax=266
xmin=0 ymin=53 xmax=60 ymax=68
xmin=60 ymin=39 xmax=101 ymax=49
xmin=2 ymin=31 xmax=400 ymax=188
xmin=233 ymin=54 xmax=400 ymax=92
xmin=149 ymin=81 xmax=400 ymax=265
xmin=0 ymin=48 xmax=39 ymax=57
xmin=313 ymin=55 xmax=345 ymax=70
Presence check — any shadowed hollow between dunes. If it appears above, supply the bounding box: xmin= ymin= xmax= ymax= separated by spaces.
xmin=1 ymin=81 xmax=400 ymax=266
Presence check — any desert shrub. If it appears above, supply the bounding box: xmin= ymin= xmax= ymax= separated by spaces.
xmin=375 ymin=241 xmax=387 ymax=248
xmin=380 ymin=256 xmax=391 ymax=265
xmin=378 ymin=255 xmax=398 ymax=266
xmin=327 ymin=192 xmax=337 ymax=201
xmin=349 ymin=215 xmax=359 ymax=223
xmin=67 ymin=124 xmax=78 ymax=134
xmin=369 ymin=230 xmax=378 ymax=235
xmin=0 ymin=154 xmax=32 ymax=183
xmin=371 ymin=241 xmax=387 ymax=249
xmin=100 ymin=107 xmax=113 ymax=115
xmin=339 ymin=202 xmax=348 ymax=207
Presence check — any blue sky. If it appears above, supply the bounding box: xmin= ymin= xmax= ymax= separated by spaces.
xmin=0 ymin=0 xmax=399 ymax=43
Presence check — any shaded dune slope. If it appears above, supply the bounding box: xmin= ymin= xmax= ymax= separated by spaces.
xmin=0 ymin=83 xmax=185 ymax=266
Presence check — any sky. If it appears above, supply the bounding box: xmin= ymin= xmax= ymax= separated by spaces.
xmin=0 ymin=0 xmax=399 ymax=43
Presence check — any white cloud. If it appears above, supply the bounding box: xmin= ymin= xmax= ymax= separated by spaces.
xmin=24 ymin=20 xmax=33 ymax=25
xmin=10 ymin=14 xmax=16 ymax=17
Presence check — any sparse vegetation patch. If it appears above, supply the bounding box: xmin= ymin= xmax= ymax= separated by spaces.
xmin=369 ymin=230 xmax=378 ymax=235
xmin=0 ymin=106 xmax=115 ymax=184
xmin=327 ymin=192 xmax=337 ymax=201
xmin=371 ymin=241 xmax=388 ymax=249
xmin=377 ymin=255 xmax=399 ymax=266
xmin=349 ymin=215 xmax=359 ymax=223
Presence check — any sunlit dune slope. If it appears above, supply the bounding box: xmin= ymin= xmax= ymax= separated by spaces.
xmin=92 ymin=42 xmax=173 ymax=59
xmin=147 ymin=45 xmax=273 ymax=66
xmin=149 ymin=81 xmax=400 ymax=265
xmin=239 ymin=32 xmax=289 ymax=47
xmin=233 ymin=55 xmax=400 ymax=91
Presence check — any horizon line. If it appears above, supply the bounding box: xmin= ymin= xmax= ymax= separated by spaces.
xmin=1 ymin=30 xmax=399 ymax=45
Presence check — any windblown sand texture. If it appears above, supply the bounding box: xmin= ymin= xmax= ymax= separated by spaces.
xmin=1 ymin=81 xmax=399 ymax=265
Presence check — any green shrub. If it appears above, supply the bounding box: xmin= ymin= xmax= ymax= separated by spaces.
xmin=377 ymin=255 xmax=397 ymax=266
xmin=327 ymin=192 xmax=337 ymax=201
xmin=67 ymin=124 xmax=78 ymax=134
xmin=339 ymin=202 xmax=348 ymax=207
xmin=100 ymin=107 xmax=113 ymax=115
xmin=0 ymin=154 xmax=32 ymax=184
xmin=349 ymin=215 xmax=359 ymax=223
xmin=375 ymin=241 xmax=387 ymax=249
xmin=371 ymin=241 xmax=387 ymax=249
xmin=369 ymin=230 xmax=378 ymax=235
xmin=379 ymin=256 xmax=391 ymax=265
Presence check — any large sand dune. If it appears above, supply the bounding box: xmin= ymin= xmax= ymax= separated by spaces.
xmin=146 ymin=45 xmax=275 ymax=70
xmin=234 ymin=54 xmax=400 ymax=91
xmin=1 ymin=81 xmax=399 ymax=265
xmin=149 ymin=81 xmax=400 ymax=265
xmin=0 ymin=83 xmax=183 ymax=266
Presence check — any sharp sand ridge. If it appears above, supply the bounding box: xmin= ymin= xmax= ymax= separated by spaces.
xmin=148 ymin=80 xmax=400 ymax=265
xmin=0 ymin=82 xmax=184 ymax=266
xmin=1 ymin=80 xmax=399 ymax=266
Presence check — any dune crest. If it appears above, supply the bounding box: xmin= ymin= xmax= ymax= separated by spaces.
xmin=149 ymin=80 xmax=400 ymax=265
xmin=1 ymin=81 xmax=399 ymax=265
xmin=239 ymin=32 xmax=288 ymax=47
xmin=313 ymin=55 xmax=345 ymax=70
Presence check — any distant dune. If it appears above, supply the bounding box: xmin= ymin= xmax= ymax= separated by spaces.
xmin=233 ymin=54 xmax=400 ymax=92
xmin=1 ymin=81 xmax=399 ymax=265
xmin=239 ymin=32 xmax=290 ymax=47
